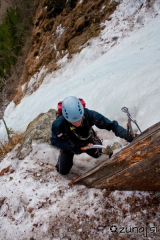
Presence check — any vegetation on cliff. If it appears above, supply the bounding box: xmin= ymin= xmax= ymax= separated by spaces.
xmin=0 ymin=0 xmax=39 ymax=106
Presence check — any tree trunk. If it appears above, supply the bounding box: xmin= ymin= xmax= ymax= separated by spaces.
xmin=70 ymin=121 xmax=160 ymax=191
xmin=2 ymin=117 xmax=12 ymax=144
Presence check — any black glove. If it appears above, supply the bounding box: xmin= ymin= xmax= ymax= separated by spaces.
xmin=69 ymin=144 xmax=83 ymax=154
xmin=124 ymin=133 xmax=135 ymax=143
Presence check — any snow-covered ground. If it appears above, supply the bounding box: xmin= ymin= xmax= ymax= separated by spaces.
xmin=0 ymin=1 xmax=160 ymax=239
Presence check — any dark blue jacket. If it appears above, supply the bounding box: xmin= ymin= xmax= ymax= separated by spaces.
xmin=50 ymin=108 xmax=128 ymax=150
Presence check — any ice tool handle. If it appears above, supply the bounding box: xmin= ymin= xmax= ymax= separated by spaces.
xmin=81 ymin=144 xmax=113 ymax=158
xmin=121 ymin=107 xmax=142 ymax=134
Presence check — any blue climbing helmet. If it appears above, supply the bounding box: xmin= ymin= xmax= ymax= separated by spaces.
xmin=62 ymin=96 xmax=84 ymax=122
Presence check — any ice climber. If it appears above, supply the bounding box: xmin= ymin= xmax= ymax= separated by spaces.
xmin=50 ymin=96 xmax=134 ymax=175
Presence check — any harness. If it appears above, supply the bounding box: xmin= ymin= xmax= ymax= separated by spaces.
xmin=62 ymin=109 xmax=97 ymax=145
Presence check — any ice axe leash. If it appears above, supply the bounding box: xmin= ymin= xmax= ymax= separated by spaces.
xmin=121 ymin=107 xmax=142 ymax=136
xmin=81 ymin=144 xmax=113 ymax=158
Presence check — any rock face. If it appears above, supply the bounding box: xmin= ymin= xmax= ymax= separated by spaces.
xmin=13 ymin=0 xmax=119 ymax=104
xmin=16 ymin=109 xmax=57 ymax=160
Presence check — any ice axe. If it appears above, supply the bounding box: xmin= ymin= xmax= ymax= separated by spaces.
xmin=121 ymin=107 xmax=142 ymax=135
xmin=81 ymin=143 xmax=113 ymax=158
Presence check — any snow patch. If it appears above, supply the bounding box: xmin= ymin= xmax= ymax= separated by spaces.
xmin=56 ymin=24 xmax=65 ymax=38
